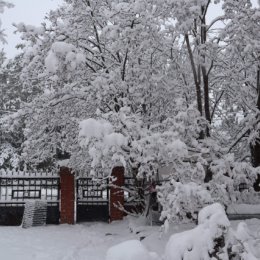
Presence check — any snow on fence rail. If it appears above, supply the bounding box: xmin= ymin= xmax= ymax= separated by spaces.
xmin=0 ymin=169 xmax=58 ymax=177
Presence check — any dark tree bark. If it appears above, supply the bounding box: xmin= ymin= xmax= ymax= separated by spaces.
xmin=185 ymin=34 xmax=203 ymax=117
xmin=251 ymin=66 xmax=260 ymax=191
xmin=185 ymin=34 xmax=205 ymax=140
xmin=257 ymin=67 xmax=260 ymax=110
xmin=201 ymin=5 xmax=211 ymax=137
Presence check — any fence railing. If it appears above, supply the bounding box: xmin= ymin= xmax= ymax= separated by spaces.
xmin=0 ymin=177 xmax=60 ymax=205
xmin=77 ymin=178 xmax=109 ymax=204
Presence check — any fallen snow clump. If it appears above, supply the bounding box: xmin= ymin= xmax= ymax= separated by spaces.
xmin=105 ymin=239 xmax=159 ymax=260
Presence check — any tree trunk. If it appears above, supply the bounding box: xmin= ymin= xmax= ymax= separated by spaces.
xmin=251 ymin=66 xmax=260 ymax=191
xmin=185 ymin=34 xmax=205 ymax=139
xmin=185 ymin=34 xmax=203 ymax=116
xmin=201 ymin=6 xmax=211 ymax=137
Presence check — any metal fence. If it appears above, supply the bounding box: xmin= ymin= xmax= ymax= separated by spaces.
xmin=0 ymin=173 xmax=145 ymax=225
xmin=0 ymin=177 xmax=60 ymax=225
xmin=76 ymin=177 xmax=109 ymax=222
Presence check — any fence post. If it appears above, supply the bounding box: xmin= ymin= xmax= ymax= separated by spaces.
xmin=59 ymin=167 xmax=75 ymax=224
xmin=110 ymin=166 xmax=124 ymax=222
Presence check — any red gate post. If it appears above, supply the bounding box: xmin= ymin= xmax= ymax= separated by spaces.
xmin=110 ymin=166 xmax=125 ymax=222
xmin=59 ymin=167 xmax=75 ymax=224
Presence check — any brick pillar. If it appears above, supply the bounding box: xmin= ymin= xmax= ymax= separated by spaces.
xmin=60 ymin=167 xmax=75 ymax=224
xmin=110 ymin=166 xmax=124 ymax=222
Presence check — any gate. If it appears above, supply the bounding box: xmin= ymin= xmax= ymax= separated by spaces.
xmin=76 ymin=178 xmax=109 ymax=222
xmin=0 ymin=177 xmax=60 ymax=225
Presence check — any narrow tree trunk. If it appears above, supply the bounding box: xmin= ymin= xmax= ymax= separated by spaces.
xmin=202 ymin=68 xmax=211 ymax=137
xmin=200 ymin=4 xmax=213 ymax=182
xmin=251 ymin=141 xmax=260 ymax=191
xmin=185 ymin=34 xmax=203 ymax=117
xmin=256 ymin=67 xmax=260 ymax=110
xmin=201 ymin=6 xmax=211 ymax=137
xmin=251 ymin=66 xmax=260 ymax=191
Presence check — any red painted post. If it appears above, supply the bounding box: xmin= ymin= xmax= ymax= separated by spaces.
xmin=59 ymin=167 xmax=75 ymax=224
xmin=110 ymin=166 xmax=125 ymax=222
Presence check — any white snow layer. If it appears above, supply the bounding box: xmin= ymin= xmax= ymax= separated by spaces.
xmin=51 ymin=41 xmax=75 ymax=54
xmin=105 ymin=240 xmax=158 ymax=260
xmin=103 ymin=133 xmax=127 ymax=147
xmin=45 ymin=41 xmax=85 ymax=72
xmin=45 ymin=51 xmax=58 ymax=73
xmin=79 ymin=118 xmax=127 ymax=147
xmin=167 ymin=139 xmax=188 ymax=158
xmin=79 ymin=118 xmax=113 ymax=139
xmin=227 ymin=203 xmax=260 ymax=214
xmin=0 ymin=217 xmax=259 ymax=260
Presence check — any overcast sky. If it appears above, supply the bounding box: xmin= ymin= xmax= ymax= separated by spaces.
xmin=1 ymin=0 xmax=64 ymax=58
xmin=1 ymin=0 xmax=259 ymax=58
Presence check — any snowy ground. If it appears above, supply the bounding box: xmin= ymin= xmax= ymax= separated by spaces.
xmin=0 ymin=218 xmax=259 ymax=260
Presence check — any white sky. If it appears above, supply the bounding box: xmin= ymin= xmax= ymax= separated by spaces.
xmin=1 ymin=0 xmax=64 ymax=58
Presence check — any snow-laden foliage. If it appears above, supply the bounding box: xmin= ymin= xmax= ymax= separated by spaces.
xmin=0 ymin=142 xmax=20 ymax=170
xmin=209 ymin=154 xmax=260 ymax=204
xmin=78 ymin=103 xmax=202 ymax=177
xmin=164 ymin=203 xmax=259 ymax=260
xmin=157 ymin=152 xmax=260 ymax=225
xmin=158 ymin=180 xmax=213 ymax=225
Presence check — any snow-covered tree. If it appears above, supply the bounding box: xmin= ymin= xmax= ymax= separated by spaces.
xmin=3 ymin=0 xmax=260 ymax=223
xmin=13 ymin=0 xmax=193 ymax=174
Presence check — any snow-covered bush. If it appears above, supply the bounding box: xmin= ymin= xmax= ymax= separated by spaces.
xmin=164 ymin=203 xmax=259 ymax=260
xmin=157 ymin=151 xmax=260 ymax=226
xmin=230 ymin=222 xmax=259 ymax=260
xmin=209 ymin=154 xmax=260 ymax=205
xmin=105 ymin=240 xmax=159 ymax=260
xmin=165 ymin=203 xmax=230 ymax=260
xmin=158 ymin=180 xmax=213 ymax=225
xmin=164 ymin=203 xmax=258 ymax=260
